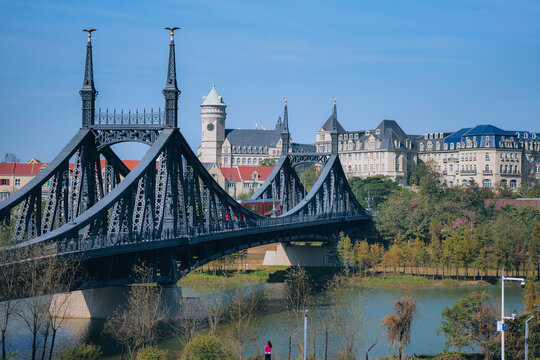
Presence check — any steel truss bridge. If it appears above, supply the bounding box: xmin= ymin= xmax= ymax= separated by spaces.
xmin=0 ymin=31 xmax=372 ymax=288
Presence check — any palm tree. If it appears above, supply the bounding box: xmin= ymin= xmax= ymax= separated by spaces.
xmin=381 ymin=297 xmax=416 ymax=360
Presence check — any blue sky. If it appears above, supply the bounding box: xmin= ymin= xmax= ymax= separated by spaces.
xmin=1 ymin=0 xmax=539 ymax=161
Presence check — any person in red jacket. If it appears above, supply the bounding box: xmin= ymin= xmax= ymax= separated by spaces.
xmin=264 ymin=340 xmax=272 ymax=360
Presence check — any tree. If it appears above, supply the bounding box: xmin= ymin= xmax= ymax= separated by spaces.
xmin=15 ymin=245 xmax=79 ymax=360
xmin=381 ymin=297 xmax=416 ymax=360
xmin=259 ymin=158 xmax=276 ymax=167
xmin=354 ymin=240 xmax=370 ymax=276
xmin=439 ymin=291 xmax=497 ymax=360
xmin=225 ymin=288 xmax=261 ymax=360
xmin=3 ymin=153 xmax=20 ymax=163
xmin=56 ymin=344 xmax=102 ymax=360
xmin=368 ymin=243 xmax=383 ymax=277
xmin=181 ymin=334 xmax=235 ymax=360
xmin=524 ymin=275 xmax=540 ymax=312
xmin=336 ymin=232 xmax=354 ymax=268
xmin=0 ymin=248 xmax=21 ymax=360
xmin=348 ymin=175 xmax=400 ymax=210
xmin=284 ymin=266 xmax=312 ymax=359
xmin=104 ymin=263 xmax=165 ymax=359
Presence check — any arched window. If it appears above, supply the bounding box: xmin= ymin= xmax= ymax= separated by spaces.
xmin=420 ymin=143 xmax=424 ymax=151
xmin=500 ymin=179 xmax=507 ymax=187
xmin=444 ymin=143 xmax=448 ymax=150
xmin=247 ymin=158 xmax=252 ymax=165
xmin=482 ymin=179 xmax=492 ymax=187
xmin=462 ymin=179 xmax=468 ymax=186
xmin=450 ymin=143 xmax=455 ymax=150
xmin=510 ymin=180 xmax=517 ymax=188
xmin=242 ymin=158 xmax=246 ymax=165
xmin=485 ymin=164 xmax=490 ymax=172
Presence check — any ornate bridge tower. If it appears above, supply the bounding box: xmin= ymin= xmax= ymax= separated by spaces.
xmin=163 ymin=27 xmax=180 ymax=127
xmin=281 ymin=98 xmax=290 ymax=155
xmin=80 ymin=29 xmax=97 ymax=127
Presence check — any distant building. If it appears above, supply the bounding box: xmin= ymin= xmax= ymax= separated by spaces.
xmin=417 ymin=125 xmax=540 ymax=188
xmin=315 ymin=106 xmax=417 ymax=185
xmin=0 ymin=162 xmax=49 ymax=200
xmin=198 ymin=85 xmax=304 ymax=168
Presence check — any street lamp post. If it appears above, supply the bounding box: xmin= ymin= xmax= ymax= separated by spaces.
xmin=303 ymin=310 xmax=308 ymax=360
xmin=525 ymin=316 xmax=534 ymax=360
xmin=500 ymin=271 xmax=525 ymax=360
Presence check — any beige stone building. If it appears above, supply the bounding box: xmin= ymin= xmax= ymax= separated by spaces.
xmin=417 ymin=125 xmax=540 ymax=189
xmin=315 ymin=111 xmax=417 ymax=185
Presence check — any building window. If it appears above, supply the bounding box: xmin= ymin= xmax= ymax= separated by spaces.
xmin=242 ymin=158 xmax=246 ymax=165
xmin=462 ymin=179 xmax=468 ymax=186
xmin=420 ymin=143 xmax=424 ymax=151
xmin=247 ymin=158 xmax=252 ymax=165
xmin=0 ymin=179 xmax=8 ymax=186
xmin=510 ymin=180 xmax=517 ymax=188
xmin=15 ymin=179 xmax=21 ymax=186
xmin=485 ymin=164 xmax=490 ymax=172
xmin=482 ymin=179 xmax=492 ymax=187
xmin=224 ymin=158 xmax=228 ymax=165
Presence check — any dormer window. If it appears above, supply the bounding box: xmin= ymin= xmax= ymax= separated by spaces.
xmin=375 ymin=129 xmax=381 ymax=135
xmin=444 ymin=143 xmax=448 ymax=150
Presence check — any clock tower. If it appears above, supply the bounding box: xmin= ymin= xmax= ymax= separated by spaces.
xmin=200 ymin=85 xmax=227 ymax=164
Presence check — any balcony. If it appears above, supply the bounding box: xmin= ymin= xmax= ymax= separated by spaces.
xmin=460 ymin=169 xmax=477 ymax=175
xmin=483 ymin=170 xmax=493 ymax=175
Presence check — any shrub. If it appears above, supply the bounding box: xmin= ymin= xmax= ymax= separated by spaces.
xmin=56 ymin=343 xmax=102 ymax=360
xmin=180 ymin=334 xmax=235 ymax=360
xmin=432 ymin=351 xmax=464 ymax=360
xmin=136 ymin=346 xmax=171 ymax=360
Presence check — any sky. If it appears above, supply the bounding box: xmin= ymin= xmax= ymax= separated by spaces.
xmin=0 ymin=0 xmax=539 ymax=162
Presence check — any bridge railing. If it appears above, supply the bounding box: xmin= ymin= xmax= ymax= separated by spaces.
xmin=94 ymin=108 xmax=164 ymax=125
xmin=51 ymin=211 xmax=367 ymax=257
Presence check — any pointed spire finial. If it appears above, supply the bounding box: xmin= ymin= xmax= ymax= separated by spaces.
xmin=80 ymin=29 xmax=98 ymax=127
xmin=330 ymin=97 xmax=339 ymax=155
xmin=280 ymin=98 xmax=290 ymax=154
xmin=331 ymin=96 xmax=339 ymax=104
xmin=283 ymin=97 xmax=289 ymax=105
xmin=163 ymin=27 xmax=181 ymax=127
xmin=165 ymin=27 xmax=180 ymax=42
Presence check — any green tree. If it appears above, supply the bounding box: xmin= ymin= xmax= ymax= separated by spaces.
xmin=348 ymin=175 xmax=400 ymax=210
xmin=439 ymin=291 xmax=497 ymax=360
xmin=524 ymin=274 xmax=540 ymax=312
xmin=56 ymin=344 xmax=102 ymax=360
xmin=368 ymin=243 xmax=383 ymax=277
xmin=337 ymin=232 xmax=355 ymax=268
xmin=258 ymin=158 xmax=275 ymax=166
xmin=354 ymin=240 xmax=370 ymax=276
xmin=181 ymin=334 xmax=235 ymax=360
xmin=382 ymin=243 xmax=403 ymax=274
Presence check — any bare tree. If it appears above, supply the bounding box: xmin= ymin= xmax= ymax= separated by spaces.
xmin=323 ymin=270 xmax=361 ymax=360
xmin=226 ymin=287 xmax=261 ymax=360
xmin=0 ymin=247 xmax=22 ymax=360
xmin=104 ymin=263 xmax=165 ymax=359
xmin=202 ymin=296 xmax=224 ymax=335
xmin=3 ymin=153 xmax=20 ymax=163
xmin=284 ymin=266 xmax=312 ymax=359
xmin=381 ymin=297 xmax=416 ymax=360
xmin=16 ymin=246 xmax=56 ymax=360
xmin=175 ymin=294 xmax=205 ymax=343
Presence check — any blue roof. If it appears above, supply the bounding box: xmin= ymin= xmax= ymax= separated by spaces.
xmin=463 ymin=124 xmax=513 ymax=136
xmin=445 ymin=127 xmax=471 ymax=141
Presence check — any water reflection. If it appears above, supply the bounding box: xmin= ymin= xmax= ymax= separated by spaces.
xmin=2 ymin=283 xmax=524 ymax=359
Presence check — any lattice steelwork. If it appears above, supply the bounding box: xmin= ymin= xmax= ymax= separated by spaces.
xmin=0 ymin=30 xmax=372 ymax=290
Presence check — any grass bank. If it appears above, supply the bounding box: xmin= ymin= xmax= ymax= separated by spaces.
xmin=351 ymin=274 xmax=491 ymax=287
xmin=181 ymin=267 xmax=492 ymax=288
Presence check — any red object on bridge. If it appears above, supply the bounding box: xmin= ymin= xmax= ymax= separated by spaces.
xmin=239 ymin=199 xmax=282 ymax=217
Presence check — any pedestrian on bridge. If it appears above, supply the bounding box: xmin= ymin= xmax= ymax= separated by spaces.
xmin=264 ymin=340 xmax=272 ymax=360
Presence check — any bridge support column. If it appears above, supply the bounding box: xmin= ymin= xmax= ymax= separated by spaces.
xmin=50 ymin=284 xmax=183 ymax=319
xmin=262 ymin=243 xmax=337 ymax=267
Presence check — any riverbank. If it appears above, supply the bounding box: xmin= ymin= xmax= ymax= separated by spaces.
xmin=180 ymin=267 xmax=495 ymax=288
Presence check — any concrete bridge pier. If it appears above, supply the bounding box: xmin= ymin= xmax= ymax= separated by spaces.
xmin=262 ymin=243 xmax=337 ymax=266
xmin=51 ymin=284 xmax=183 ymax=319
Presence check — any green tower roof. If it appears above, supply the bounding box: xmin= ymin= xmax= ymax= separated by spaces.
xmin=201 ymin=84 xmax=226 ymax=106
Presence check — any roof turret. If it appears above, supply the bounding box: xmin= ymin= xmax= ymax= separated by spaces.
xmin=201 ymin=84 xmax=226 ymax=106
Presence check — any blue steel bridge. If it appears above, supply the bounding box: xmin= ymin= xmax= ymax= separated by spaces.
xmin=0 ymin=30 xmax=372 ymax=289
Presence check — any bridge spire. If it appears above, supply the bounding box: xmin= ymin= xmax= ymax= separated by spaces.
xmin=281 ymin=98 xmax=290 ymax=154
xmin=163 ymin=27 xmax=181 ymax=127
xmin=330 ymin=97 xmax=339 ymax=155
xmin=80 ymin=29 xmax=98 ymax=127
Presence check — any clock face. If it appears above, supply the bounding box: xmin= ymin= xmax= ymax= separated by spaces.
xmin=207 ymin=123 xmax=215 ymax=131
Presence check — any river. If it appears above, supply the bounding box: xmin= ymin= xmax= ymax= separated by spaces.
xmin=2 ymin=282 xmax=525 ymax=359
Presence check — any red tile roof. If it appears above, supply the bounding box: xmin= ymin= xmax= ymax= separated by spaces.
xmin=0 ymin=162 xmax=48 ymax=176
xmin=221 ymin=167 xmax=240 ymax=181
xmin=221 ymin=166 xmax=274 ymax=181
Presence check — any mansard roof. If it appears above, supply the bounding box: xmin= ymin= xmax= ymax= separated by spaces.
xmin=320 ymin=114 xmax=346 ymax=133
xmin=225 ymin=128 xmax=282 ymax=147
xmin=292 ymin=143 xmax=316 ymax=153
xmin=376 ymin=120 xmax=407 ymax=140
xmin=463 ymin=124 xmax=513 ymax=136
